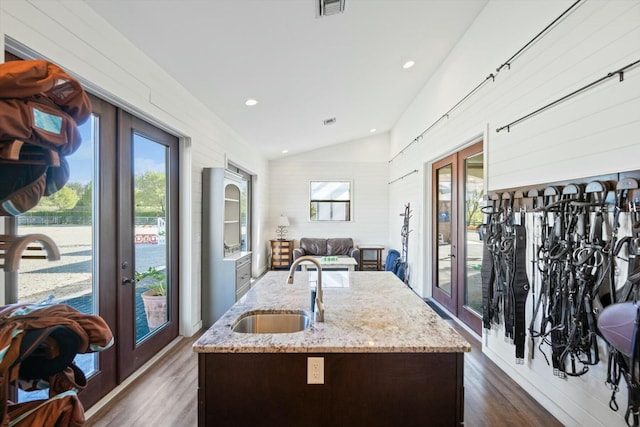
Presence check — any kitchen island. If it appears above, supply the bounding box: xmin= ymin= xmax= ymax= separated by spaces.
xmin=194 ymin=271 xmax=470 ymax=427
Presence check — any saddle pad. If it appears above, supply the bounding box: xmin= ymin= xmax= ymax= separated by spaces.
xmin=0 ymin=164 xmax=47 ymax=216
xmin=0 ymin=98 xmax=82 ymax=156
xmin=0 ymin=59 xmax=91 ymax=124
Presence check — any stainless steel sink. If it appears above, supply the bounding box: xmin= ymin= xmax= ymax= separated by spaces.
xmin=231 ymin=310 xmax=311 ymax=334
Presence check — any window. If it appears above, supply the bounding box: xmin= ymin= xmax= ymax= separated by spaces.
xmin=309 ymin=181 xmax=351 ymax=221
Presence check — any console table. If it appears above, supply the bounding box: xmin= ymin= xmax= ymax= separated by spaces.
xmin=358 ymin=245 xmax=384 ymax=271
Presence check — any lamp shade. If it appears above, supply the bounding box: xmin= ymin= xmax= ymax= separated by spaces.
xmin=277 ymin=215 xmax=290 ymax=227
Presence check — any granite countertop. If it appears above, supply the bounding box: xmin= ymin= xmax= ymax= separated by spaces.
xmin=223 ymin=251 xmax=251 ymax=261
xmin=193 ymin=271 xmax=471 ymax=354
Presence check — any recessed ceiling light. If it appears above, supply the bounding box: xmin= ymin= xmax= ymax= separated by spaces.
xmin=402 ymin=60 xmax=415 ymax=70
xmin=370 ymin=128 xmax=377 ymax=133
xmin=282 ymin=149 xmax=289 ymax=154
xmin=245 ymin=98 xmax=258 ymax=106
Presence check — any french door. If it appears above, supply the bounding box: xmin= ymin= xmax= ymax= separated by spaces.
xmin=432 ymin=141 xmax=483 ymax=333
xmin=116 ymin=111 xmax=179 ymax=381
xmin=11 ymin=85 xmax=179 ymax=406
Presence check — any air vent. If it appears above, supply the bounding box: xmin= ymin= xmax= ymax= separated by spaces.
xmin=317 ymin=0 xmax=345 ymax=17
xmin=323 ymin=117 xmax=337 ymax=126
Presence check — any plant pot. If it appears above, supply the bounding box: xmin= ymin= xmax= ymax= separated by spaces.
xmin=141 ymin=289 xmax=167 ymax=329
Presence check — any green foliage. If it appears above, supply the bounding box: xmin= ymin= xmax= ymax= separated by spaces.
xmin=24 ymin=171 xmax=168 ymax=221
xmin=466 ymin=188 xmax=485 ymax=227
xmin=135 ymin=171 xmax=166 ymax=215
xmin=45 ymin=186 xmax=80 ymax=210
xmin=135 ymin=266 xmax=167 ymax=296
xmin=73 ymin=182 xmax=93 ymax=210
xmin=30 ymin=181 xmax=86 ymax=213
xmin=135 ymin=208 xmax=165 ymax=218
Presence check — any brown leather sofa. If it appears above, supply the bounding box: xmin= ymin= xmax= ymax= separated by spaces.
xmin=293 ymin=237 xmax=360 ymax=263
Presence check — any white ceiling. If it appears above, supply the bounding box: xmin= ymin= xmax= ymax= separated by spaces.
xmin=85 ymin=0 xmax=488 ymax=159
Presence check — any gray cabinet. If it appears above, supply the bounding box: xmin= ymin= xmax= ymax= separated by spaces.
xmin=202 ymin=168 xmax=252 ymax=327
xmin=235 ymin=253 xmax=252 ymax=300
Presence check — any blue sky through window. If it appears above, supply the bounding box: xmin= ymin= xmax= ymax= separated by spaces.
xmin=67 ymin=119 xmax=166 ymax=185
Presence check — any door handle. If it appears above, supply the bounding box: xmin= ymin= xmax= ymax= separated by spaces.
xmin=121 ymin=261 xmax=133 ymax=285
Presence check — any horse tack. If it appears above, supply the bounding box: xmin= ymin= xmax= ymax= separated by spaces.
xmin=0 ymin=59 xmax=89 ymax=217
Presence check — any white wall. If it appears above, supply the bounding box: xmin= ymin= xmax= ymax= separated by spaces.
xmin=389 ymin=0 xmax=640 ymax=425
xmin=268 ymin=133 xmax=390 ymax=257
xmin=0 ymin=0 xmax=270 ymax=336
xmin=4 ymin=0 xmax=640 ymax=424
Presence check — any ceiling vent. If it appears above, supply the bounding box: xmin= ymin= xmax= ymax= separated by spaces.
xmin=317 ymin=0 xmax=345 ymax=18
xmin=323 ymin=117 xmax=337 ymax=126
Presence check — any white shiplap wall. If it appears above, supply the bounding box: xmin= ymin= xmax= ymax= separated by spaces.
xmin=389 ymin=0 xmax=640 ymax=426
xmin=268 ymin=133 xmax=390 ymax=256
xmin=2 ymin=0 xmax=639 ymax=423
xmin=0 ymin=0 xmax=270 ymax=336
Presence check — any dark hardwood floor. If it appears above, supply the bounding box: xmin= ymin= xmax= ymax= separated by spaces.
xmin=85 ymin=324 xmax=561 ymax=427
xmin=452 ymin=323 xmax=562 ymax=427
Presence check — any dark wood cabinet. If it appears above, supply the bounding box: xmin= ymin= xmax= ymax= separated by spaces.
xmin=358 ymin=245 xmax=384 ymax=271
xmin=270 ymin=239 xmax=293 ymax=270
xmin=198 ymin=352 xmax=464 ymax=426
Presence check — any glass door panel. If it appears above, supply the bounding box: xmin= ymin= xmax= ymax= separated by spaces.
xmin=436 ymin=165 xmax=453 ymax=296
xmin=16 ymin=114 xmax=99 ymax=401
xmin=226 ymin=162 xmax=252 ymax=252
xmin=239 ymin=179 xmax=249 ymax=251
xmin=133 ymin=134 xmax=170 ymax=343
xmin=464 ymin=152 xmax=484 ymax=315
xmin=432 ymin=154 xmax=458 ymax=315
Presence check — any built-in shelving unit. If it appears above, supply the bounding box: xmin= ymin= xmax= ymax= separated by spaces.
xmin=202 ymin=168 xmax=252 ymax=327
xmin=223 ymin=187 xmax=241 ymax=256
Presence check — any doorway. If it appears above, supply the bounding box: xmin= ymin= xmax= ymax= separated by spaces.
xmin=6 ymin=56 xmax=181 ymax=406
xmin=432 ymin=141 xmax=483 ymax=333
xmin=115 ymin=111 xmax=180 ymax=381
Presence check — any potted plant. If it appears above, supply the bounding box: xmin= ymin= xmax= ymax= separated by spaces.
xmin=135 ymin=266 xmax=167 ymax=330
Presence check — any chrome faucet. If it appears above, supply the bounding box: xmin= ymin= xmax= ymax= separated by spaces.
xmin=287 ymin=256 xmax=324 ymax=322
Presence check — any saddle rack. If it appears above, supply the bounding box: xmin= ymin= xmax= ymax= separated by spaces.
xmin=0 ymin=233 xmax=60 ymax=272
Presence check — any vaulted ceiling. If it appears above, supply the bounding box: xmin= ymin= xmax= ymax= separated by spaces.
xmin=86 ymin=0 xmax=488 ymax=159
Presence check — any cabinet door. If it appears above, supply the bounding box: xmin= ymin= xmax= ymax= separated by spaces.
xmin=236 ymin=257 xmax=251 ymax=288
xmin=236 ymin=255 xmax=252 ymax=300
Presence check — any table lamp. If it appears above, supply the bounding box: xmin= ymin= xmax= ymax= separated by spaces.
xmin=276 ymin=215 xmax=290 ymax=240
